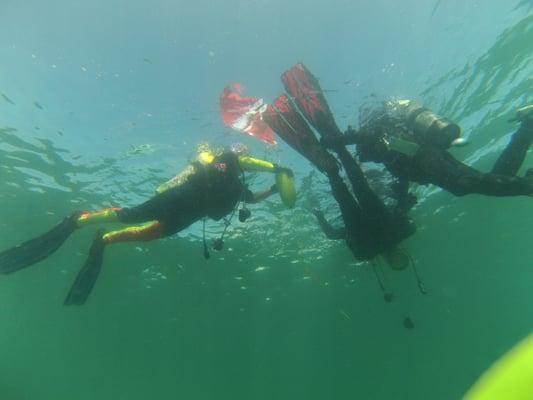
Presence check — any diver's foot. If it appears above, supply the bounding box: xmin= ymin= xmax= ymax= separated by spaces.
xmin=68 ymin=210 xmax=84 ymax=227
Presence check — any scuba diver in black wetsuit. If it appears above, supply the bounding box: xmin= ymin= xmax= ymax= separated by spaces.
xmin=263 ymin=64 xmax=425 ymax=299
xmin=322 ymin=99 xmax=533 ymax=198
xmin=0 ymin=144 xmax=296 ymax=305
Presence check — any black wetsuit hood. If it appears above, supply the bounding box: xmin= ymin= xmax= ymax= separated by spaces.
xmin=201 ymin=152 xmax=245 ymax=220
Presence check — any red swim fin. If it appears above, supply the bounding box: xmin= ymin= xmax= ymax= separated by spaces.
xmin=264 ymin=94 xmax=338 ymax=173
xmin=281 ymin=63 xmax=342 ymax=137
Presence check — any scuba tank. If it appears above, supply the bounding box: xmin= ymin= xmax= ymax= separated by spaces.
xmin=394 ymin=99 xmax=462 ymax=149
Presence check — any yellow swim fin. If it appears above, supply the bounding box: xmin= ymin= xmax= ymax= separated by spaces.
xmin=464 ymin=333 xmax=533 ymax=399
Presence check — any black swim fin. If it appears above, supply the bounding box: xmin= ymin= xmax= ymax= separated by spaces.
xmin=264 ymin=94 xmax=338 ymax=174
xmin=281 ymin=63 xmax=343 ymax=138
xmin=64 ymin=230 xmax=106 ymax=306
xmin=0 ymin=212 xmax=81 ymax=274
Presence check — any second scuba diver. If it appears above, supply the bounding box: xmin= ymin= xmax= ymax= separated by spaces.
xmin=322 ymin=93 xmax=533 ymax=198
xmin=0 ymin=144 xmax=296 ymax=305
xmin=263 ymin=63 xmax=424 ymax=299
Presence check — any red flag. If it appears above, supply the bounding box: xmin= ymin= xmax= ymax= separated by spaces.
xmin=220 ymin=83 xmax=276 ymax=145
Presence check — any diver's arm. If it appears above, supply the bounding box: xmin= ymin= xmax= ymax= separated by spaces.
xmin=311 ymin=208 xmax=346 ymax=240
xmin=238 ymin=156 xmax=294 ymax=175
xmin=238 ymin=156 xmax=296 ymax=207
xmin=244 ymin=185 xmax=278 ymax=204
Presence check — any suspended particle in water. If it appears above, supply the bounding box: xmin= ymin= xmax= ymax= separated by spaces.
xmin=1 ymin=93 xmax=15 ymax=104
xmin=403 ymin=317 xmax=415 ymax=330
xmin=339 ymin=309 xmax=351 ymax=321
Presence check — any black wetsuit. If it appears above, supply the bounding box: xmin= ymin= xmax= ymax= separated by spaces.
xmin=116 ymin=152 xmax=252 ymax=236
xmin=339 ymin=122 xmax=533 ymax=197
xmin=320 ymin=145 xmax=415 ymax=260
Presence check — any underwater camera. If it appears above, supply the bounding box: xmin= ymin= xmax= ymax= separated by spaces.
xmin=393 ymin=99 xmax=462 ymax=149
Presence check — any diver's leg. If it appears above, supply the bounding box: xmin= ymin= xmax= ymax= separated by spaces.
xmin=64 ymin=221 xmax=167 ymax=306
xmin=391 ymin=179 xmax=417 ymax=214
xmin=327 ymin=171 xmax=388 ymax=261
xmin=102 ymin=221 xmax=166 ymax=243
xmin=333 ymin=145 xmax=389 ymax=216
xmin=79 ymin=186 xmax=189 ymax=227
xmin=78 ymin=202 xmax=163 ymax=227
xmin=0 ymin=198 xmax=161 ymax=275
xmin=115 ymin=186 xmax=197 ymax=224
xmin=326 ymin=171 xmax=365 ymax=231
xmin=0 ymin=211 xmax=82 ymax=274
xmin=491 ymin=122 xmax=533 ymax=176
xmin=413 ymin=147 xmax=533 ymax=196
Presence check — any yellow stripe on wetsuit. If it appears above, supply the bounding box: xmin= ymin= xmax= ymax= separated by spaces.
xmin=77 ymin=208 xmax=120 ymax=227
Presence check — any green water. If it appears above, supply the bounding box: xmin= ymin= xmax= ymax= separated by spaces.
xmin=1 ymin=2 xmax=533 ymax=399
